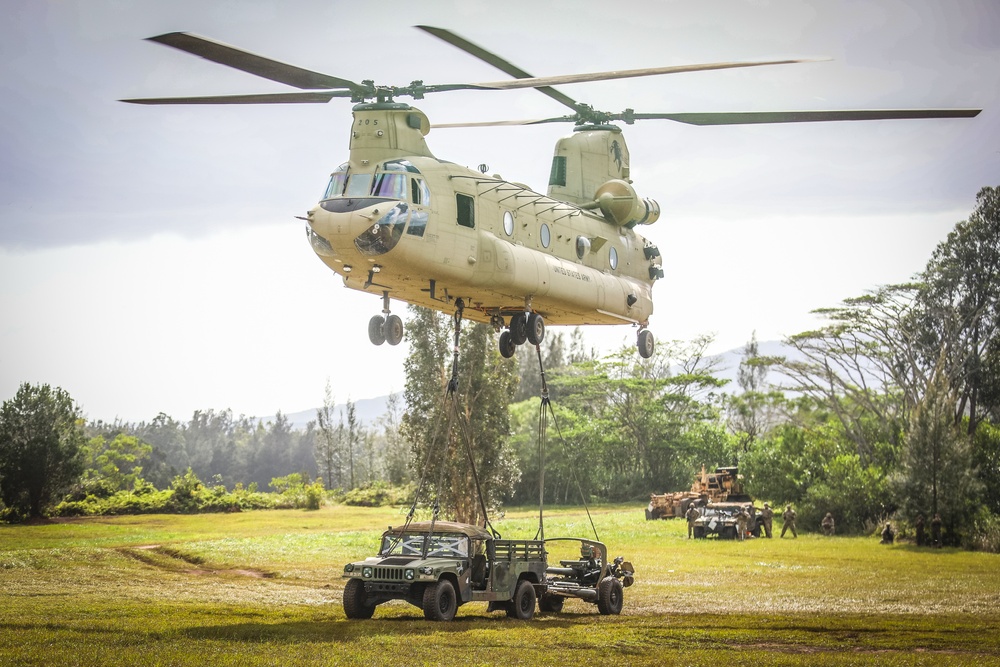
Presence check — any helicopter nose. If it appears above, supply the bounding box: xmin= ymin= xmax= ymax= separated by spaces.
xmin=309 ymin=197 xmax=395 ymax=249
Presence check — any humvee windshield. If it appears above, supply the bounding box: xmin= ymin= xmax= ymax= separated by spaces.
xmin=380 ymin=533 xmax=469 ymax=558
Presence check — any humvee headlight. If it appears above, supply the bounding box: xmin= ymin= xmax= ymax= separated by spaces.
xmin=418 ymin=566 xmax=433 ymax=575
xmin=344 ymin=563 xmax=355 ymax=573
xmin=404 ymin=569 xmax=415 ymax=581
xmin=362 ymin=566 xmax=373 ymax=578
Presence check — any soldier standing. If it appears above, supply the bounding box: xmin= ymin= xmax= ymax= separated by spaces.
xmin=685 ymin=503 xmax=700 ymax=539
xmin=760 ymin=503 xmax=774 ymax=538
xmin=780 ymin=504 xmax=797 ymax=538
xmin=915 ymin=513 xmax=926 ymax=547
xmin=735 ymin=507 xmax=750 ymax=541
xmin=931 ymin=513 xmax=943 ymax=548
xmin=821 ymin=512 xmax=835 ymax=536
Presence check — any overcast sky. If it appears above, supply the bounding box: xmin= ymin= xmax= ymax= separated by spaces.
xmin=2 ymin=0 xmax=998 ymax=423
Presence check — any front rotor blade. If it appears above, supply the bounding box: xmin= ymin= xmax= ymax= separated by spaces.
xmin=469 ymin=58 xmax=827 ymax=91
xmin=147 ymin=32 xmax=359 ymax=91
xmin=120 ymin=91 xmax=344 ymax=105
xmin=635 ymin=108 xmax=982 ymax=125
xmin=416 ymin=25 xmax=580 ymax=112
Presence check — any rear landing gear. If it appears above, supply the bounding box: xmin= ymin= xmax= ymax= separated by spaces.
xmin=498 ymin=311 xmax=545 ymax=358
xmin=637 ymin=328 xmax=654 ymax=359
xmin=368 ymin=292 xmax=404 ymax=346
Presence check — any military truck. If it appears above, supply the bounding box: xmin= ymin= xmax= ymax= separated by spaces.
xmin=646 ymin=465 xmax=751 ymax=520
xmin=342 ymin=520 xmax=547 ymax=621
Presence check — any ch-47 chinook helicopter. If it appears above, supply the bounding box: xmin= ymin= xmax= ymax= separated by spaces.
xmin=123 ymin=26 xmax=980 ymax=359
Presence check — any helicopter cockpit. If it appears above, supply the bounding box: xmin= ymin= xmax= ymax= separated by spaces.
xmin=318 ymin=160 xmax=432 ymax=257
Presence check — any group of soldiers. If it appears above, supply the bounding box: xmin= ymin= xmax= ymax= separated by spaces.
xmin=684 ymin=501 xmax=944 ymax=545
xmin=683 ymin=501 xmax=796 ymax=540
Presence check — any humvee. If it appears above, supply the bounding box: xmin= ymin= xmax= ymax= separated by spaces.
xmin=342 ymin=520 xmax=547 ymax=621
xmin=691 ymin=501 xmax=760 ymax=539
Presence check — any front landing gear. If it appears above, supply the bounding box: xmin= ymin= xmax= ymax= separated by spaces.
xmin=368 ymin=292 xmax=404 ymax=346
xmin=637 ymin=328 xmax=654 ymax=359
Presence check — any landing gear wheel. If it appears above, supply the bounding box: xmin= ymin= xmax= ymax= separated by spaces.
xmin=498 ymin=330 xmax=516 ymax=359
xmin=539 ymin=593 xmax=564 ymax=613
xmin=597 ymin=576 xmax=623 ymax=615
xmin=506 ymin=579 xmax=536 ymax=620
xmin=384 ymin=314 xmax=403 ymax=346
xmin=343 ymin=578 xmax=376 ymax=619
xmin=509 ymin=313 xmax=528 ymax=346
xmin=637 ymin=328 xmax=654 ymax=359
xmin=368 ymin=315 xmax=386 ymax=346
xmin=422 ymin=579 xmax=457 ymax=621
xmin=526 ymin=313 xmax=545 ymax=346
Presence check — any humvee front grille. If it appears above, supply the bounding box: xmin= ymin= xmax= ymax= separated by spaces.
xmin=373 ymin=567 xmax=404 ymax=581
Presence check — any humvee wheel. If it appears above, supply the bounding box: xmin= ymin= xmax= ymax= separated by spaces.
xmin=539 ymin=593 xmax=564 ymax=613
xmin=343 ymin=578 xmax=376 ymax=619
xmin=506 ymin=579 xmax=536 ymax=620
xmin=597 ymin=576 xmax=623 ymax=615
xmin=422 ymin=579 xmax=457 ymax=621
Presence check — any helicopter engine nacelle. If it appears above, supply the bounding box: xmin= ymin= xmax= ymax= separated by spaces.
xmin=593 ymin=179 xmax=660 ymax=227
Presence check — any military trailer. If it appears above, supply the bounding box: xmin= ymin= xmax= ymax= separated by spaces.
xmin=542 ymin=537 xmax=635 ymax=615
xmin=646 ymin=465 xmax=752 ymax=520
xmin=342 ymin=520 xmax=547 ymax=621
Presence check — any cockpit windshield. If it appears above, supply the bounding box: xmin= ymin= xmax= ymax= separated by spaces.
xmin=379 ymin=533 xmax=470 ymax=558
xmin=322 ymin=160 xmax=425 ymax=202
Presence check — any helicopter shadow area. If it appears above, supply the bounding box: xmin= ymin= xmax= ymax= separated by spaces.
xmin=181 ymin=611 xmax=584 ymax=644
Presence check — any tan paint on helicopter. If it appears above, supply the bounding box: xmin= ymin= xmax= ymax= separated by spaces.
xmin=307 ymin=105 xmax=661 ymax=327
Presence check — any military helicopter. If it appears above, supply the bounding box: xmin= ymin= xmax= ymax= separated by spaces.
xmin=122 ymin=27 xmax=980 ymax=359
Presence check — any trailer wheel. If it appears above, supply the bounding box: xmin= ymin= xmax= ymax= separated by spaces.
xmin=539 ymin=593 xmax=564 ymax=613
xmin=343 ymin=578 xmax=376 ymax=619
xmin=506 ymin=579 xmax=536 ymax=620
xmin=597 ymin=576 xmax=623 ymax=615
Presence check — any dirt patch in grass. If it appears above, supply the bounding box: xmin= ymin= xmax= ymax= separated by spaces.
xmin=116 ymin=546 xmax=275 ymax=579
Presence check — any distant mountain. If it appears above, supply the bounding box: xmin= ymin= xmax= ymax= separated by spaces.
xmin=706 ymin=340 xmax=799 ymax=392
xmin=270 ymin=341 xmax=797 ymax=431
xmin=266 ymin=393 xmax=402 ymax=431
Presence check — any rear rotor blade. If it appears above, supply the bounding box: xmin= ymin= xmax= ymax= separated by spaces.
xmin=120 ymin=91 xmax=344 ymax=105
xmin=147 ymin=32 xmax=359 ymax=91
xmin=634 ymin=108 xmax=982 ymax=125
xmin=416 ymin=25 xmax=580 ymax=112
xmin=469 ymin=58 xmax=828 ymax=91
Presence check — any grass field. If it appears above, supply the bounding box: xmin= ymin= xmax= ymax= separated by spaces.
xmin=2 ymin=504 xmax=999 ymax=666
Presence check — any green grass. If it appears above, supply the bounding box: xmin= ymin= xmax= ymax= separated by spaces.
xmin=2 ymin=505 xmax=999 ymax=666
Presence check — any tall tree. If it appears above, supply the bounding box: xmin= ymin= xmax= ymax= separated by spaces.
xmin=726 ymin=332 xmax=783 ymax=453
xmin=315 ymin=380 xmax=342 ymax=489
xmin=894 ymin=361 xmax=982 ymax=544
xmin=0 ymin=383 xmax=86 ymax=519
xmin=402 ymin=306 xmax=518 ymax=525
xmin=917 ymin=185 xmax=1000 ymax=434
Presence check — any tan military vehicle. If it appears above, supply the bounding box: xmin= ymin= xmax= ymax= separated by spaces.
xmin=645 ymin=465 xmax=751 ymax=520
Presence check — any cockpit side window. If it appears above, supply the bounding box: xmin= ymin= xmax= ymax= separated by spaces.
xmin=372 ymin=172 xmax=407 ymax=199
xmin=411 ymin=178 xmax=430 ymax=205
xmin=456 ymin=193 xmax=475 ymax=229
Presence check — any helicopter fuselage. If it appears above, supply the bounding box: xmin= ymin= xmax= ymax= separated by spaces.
xmin=306 ymin=103 xmax=661 ymax=330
